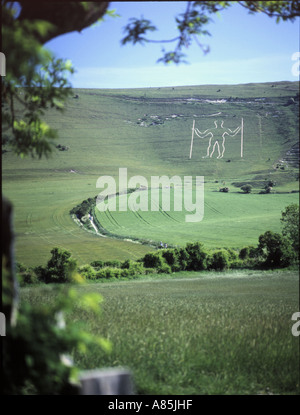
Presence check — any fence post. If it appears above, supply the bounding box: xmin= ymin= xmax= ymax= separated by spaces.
xmin=0 ymin=313 xmax=6 ymax=336
xmin=79 ymin=368 xmax=135 ymax=395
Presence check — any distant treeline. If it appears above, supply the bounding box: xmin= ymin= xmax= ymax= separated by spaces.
xmin=70 ymin=197 xmax=97 ymax=219
xmin=17 ymin=230 xmax=298 ymax=286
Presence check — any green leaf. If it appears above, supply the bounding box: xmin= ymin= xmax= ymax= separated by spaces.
xmin=52 ymin=97 xmax=64 ymax=109
xmin=64 ymin=59 xmax=73 ymax=71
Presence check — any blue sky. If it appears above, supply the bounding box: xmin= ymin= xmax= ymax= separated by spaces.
xmin=45 ymin=1 xmax=300 ymax=88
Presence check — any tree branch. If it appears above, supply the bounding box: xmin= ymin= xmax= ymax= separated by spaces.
xmin=18 ymin=1 xmax=110 ymax=44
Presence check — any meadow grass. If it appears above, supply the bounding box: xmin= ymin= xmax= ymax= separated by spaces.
xmin=21 ymin=270 xmax=300 ymax=395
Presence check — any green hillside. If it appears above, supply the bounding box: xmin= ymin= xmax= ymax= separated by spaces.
xmin=2 ymin=81 xmax=299 ymax=266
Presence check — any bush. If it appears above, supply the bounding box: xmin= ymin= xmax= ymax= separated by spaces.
xmin=239 ymin=246 xmax=250 ymax=260
xmin=78 ymin=264 xmax=96 ymax=280
xmin=120 ymin=259 xmax=131 ymax=269
xmin=90 ymin=260 xmax=104 ymax=270
xmin=96 ymin=267 xmax=122 ymax=279
xmin=208 ymin=249 xmax=230 ymax=271
xmin=18 ymin=271 xmax=39 ymax=286
xmin=267 ymin=180 xmax=276 ymax=187
xmin=121 ymin=259 xmax=145 ymax=276
xmin=70 ymin=197 xmax=96 ymax=220
xmin=264 ymin=186 xmax=272 ymax=194
xmin=185 ymin=242 xmax=209 ymax=271
xmin=16 ymin=263 xmax=39 ymax=286
xmin=142 ymin=252 xmax=164 ymax=268
xmin=224 ymin=248 xmax=240 ymax=269
xmin=175 ymin=247 xmax=189 ymax=271
xmin=258 ymin=231 xmax=295 ymax=268
xmin=38 ymin=247 xmax=78 ymax=284
xmin=241 ymin=184 xmax=252 ymax=193
xmin=248 ymin=246 xmax=259 ymax=259
xmin=239 ymin=246 xmax=258 ymax=260
xmin=157 ymin=263 xmax=172 ymax=274
xmin=19 ymin=271 xmax=39 ymax=286
xmin=161 ymin=249 xmax=180 ymax=272
xmin=225 ymin=248 xmax=238 ymax=262
xmin=230 ymin=258 xmax=245 ymax=269
xmin=120 ymin=268 xmax=131 ymax=278
xmin=34 ymin=265 xmax=47 ymax=282
xmin=103 ymin=260 xmax=121 ymax=268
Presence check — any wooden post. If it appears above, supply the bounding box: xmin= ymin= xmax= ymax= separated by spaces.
xmin=79 ymin=368 xmax=135 ymax=395
xmin=241 ymin=118 xmax=244 ymax=158
xmin=189 ymin=119 xmax=195 ymax=159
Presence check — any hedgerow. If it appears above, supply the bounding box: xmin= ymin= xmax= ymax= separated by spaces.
xmin=18 ymin=231 xmax=299 ymax=286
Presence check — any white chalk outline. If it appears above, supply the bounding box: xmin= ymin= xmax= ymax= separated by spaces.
xmin=189 ymin=119 xmax=243 ymax=159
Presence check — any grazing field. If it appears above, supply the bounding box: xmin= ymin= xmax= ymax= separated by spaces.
xmin=21 ymin=270 xmax=300 ymax=395
xmin=2 ymin=82 xmax=299 ymax=266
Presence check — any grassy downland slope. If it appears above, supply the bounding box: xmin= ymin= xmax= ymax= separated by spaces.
xmin=2 ymin=82 xmax=299 ymax=265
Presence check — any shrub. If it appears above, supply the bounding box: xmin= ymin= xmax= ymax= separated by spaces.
xmin=264 ymin=186 xmax=272 ymax=194
xmin=78 ymin=264 xmax=96 ymax=280
xmin=208 ymin=249 xmax=230 ymax=271
xmin=258 ymin=231 xmax=295 ymax=268
xmin=185 ymin=242 xmax=209 ymax=271
xmin=16 ymin=263 xmax=39 ymax=286
xmin=230 ymin=258 xmax=244 ymax=269
xmin=70 ymin=197 xmax=96 ymax=220
xmin=248 ymin=246 xmax=259 ymax=258
xmin=34 ymin=265 xmax=47 ymax=282
xmin=239 ymin=246 xmax=250 ymax=260
xmin=120 ymin=268 xmax=131 ymax=278
xmin=18 ymin=270 xmax=39 ymax=286
xmin=224 ymin=248 xmax=240 ymax=269
xmin=90 ymin=260 xmax=104 ymax=270
xmin=239 ymin=246 xmax=258 ymax=260
xmin=241 ymin=184 xmax=252 ymax=193
xmin=121 ymin=259 xmax=145 ymax=276
xmin=175 ymin=247 xmax=189 ymax=271
xmin=225 ymin=248 xmax=238 ymax=262
xmin=96 ymin=267 xmax=122 ymax=279
xmin=38 ymin=247 xmax=78 ymax=284
xmin=103 ymin=260 xmax=121 ymax=268
xmin=121 ymin=259 xmax=131 ymax=269
xmin=142 ymin=252 xmax=164 ymax=268
xmin=161 ymin=249 xmax=180 ymax=272
xmin=157 ymin=263 xmax=172 ymax=274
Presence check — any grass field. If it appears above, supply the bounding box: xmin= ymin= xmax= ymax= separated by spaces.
xmin=20 ymin=270 xmax=300 ymax=395
xmin=2 ymin=81 xmax=299 ymax=266
xmin=94 ymin=187 xmax=298 ymax=248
